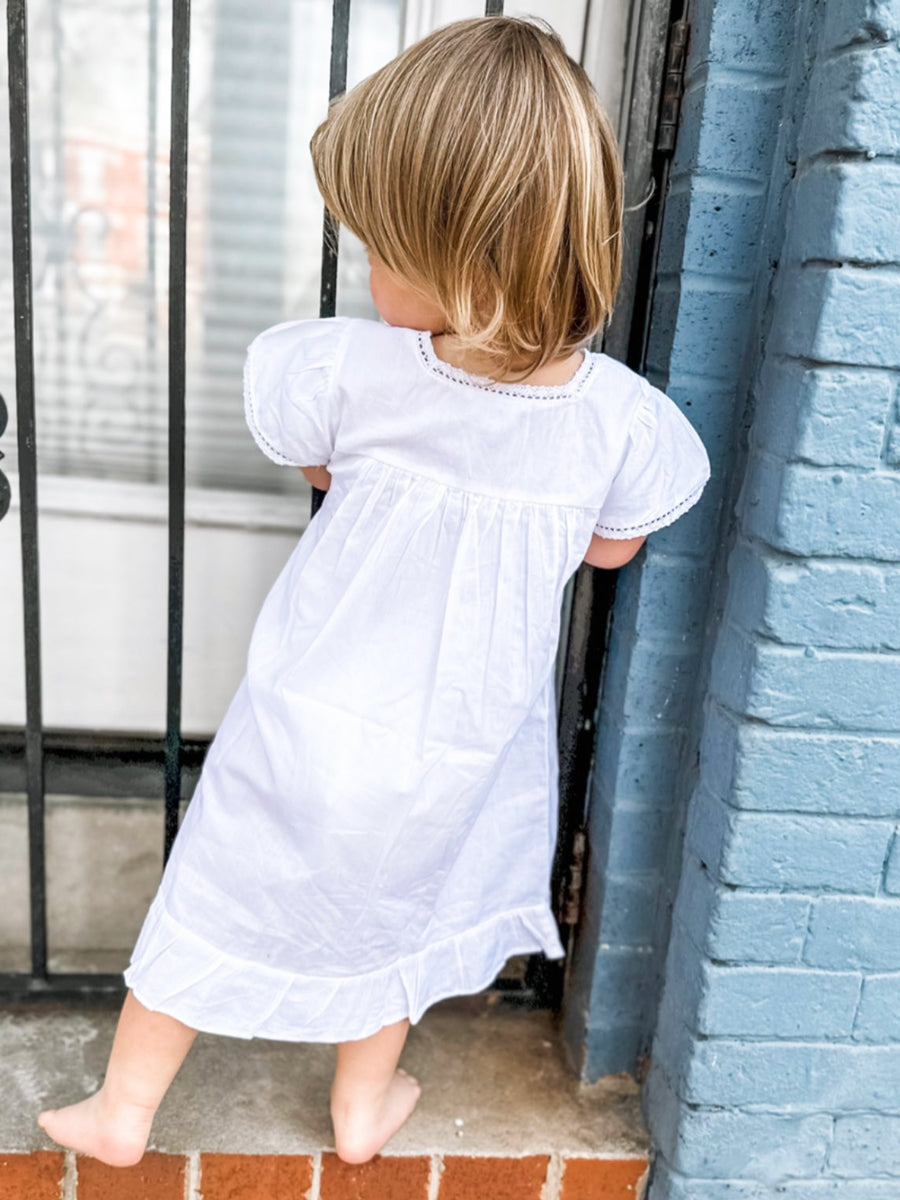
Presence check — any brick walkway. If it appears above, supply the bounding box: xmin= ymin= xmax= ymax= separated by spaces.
xmin=1 ymin=1150 xmax=648 ymax=1199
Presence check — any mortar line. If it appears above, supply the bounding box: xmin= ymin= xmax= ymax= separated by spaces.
xmin=637 ymin=1160 xmax=651 ymax=1199
xmin=185 ymin=1150 xmax=200 ymax=1200
xmin=426 ymin=1153 xmax=443 ymax=1200
xmin=540 ymin=1150 xmax=563 ymax=1200
xmin=307 ymin=1150 xmax=322 ymax=1200
xmin=878 ymin=826 xmax=899 ymax=894
xmin=61 ymin=1150 xmax=77 ymax=1200
xmin=850 ymin=972 xmax=866 ymax=1039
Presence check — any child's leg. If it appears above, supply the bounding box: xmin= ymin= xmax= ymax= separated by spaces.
xmin=37 ymin=989 xmax=197 ymax=1167
xmin=330 ymin=1016 xmax=422 ymax=1164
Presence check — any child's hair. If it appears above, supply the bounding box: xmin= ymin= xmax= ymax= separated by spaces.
xmin=310 ymin=16 xmax=624 ymax=379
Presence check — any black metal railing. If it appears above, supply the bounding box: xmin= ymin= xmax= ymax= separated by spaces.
xmin=1 ymin=0 xmax=608 ymax=1011
xmin=7 ymin=0 xmax=49 ymax=990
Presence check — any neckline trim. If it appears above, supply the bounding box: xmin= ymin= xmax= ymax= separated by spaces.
xmin=412 ymin=329 xmax=596 ymax=399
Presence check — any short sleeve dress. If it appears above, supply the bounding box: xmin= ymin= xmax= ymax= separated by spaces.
xmin=123 ymin=316 xmax=711 ymax=1043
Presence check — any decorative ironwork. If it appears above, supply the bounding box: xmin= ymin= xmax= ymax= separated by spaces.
xmin=0 ymin=393 xmax=9 ymax=520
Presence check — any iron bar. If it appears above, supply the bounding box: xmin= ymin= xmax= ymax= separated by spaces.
xmin=313 ymin=0 xmax=351 ymax=518
xmin=146 ymin=0 xmax=160 ymax=481
xmin=318 ymin=0 xmax=351 ymax=322
xmin=0 ymin=728 xmax=209 ymax=800
xmin=7 ymin=0 xmax=48 ymax=981
xmin=484 ymin=0 xmax=504 ymax=14
xmin=0 ymin=973 xmax=124 ymax=1001
xmin=164 ymin=0 xmax=191 ymax=862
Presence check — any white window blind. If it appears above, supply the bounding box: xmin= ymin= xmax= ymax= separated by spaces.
xmin=0 ymin=0 xmax=401 ymax=494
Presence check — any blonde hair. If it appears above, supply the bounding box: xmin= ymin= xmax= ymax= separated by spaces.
xmin=310 ymin=16 xmax=624 ymax=379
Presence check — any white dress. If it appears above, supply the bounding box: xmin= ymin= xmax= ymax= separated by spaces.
xmin=123 ymin=316 xmax=710 ymax=1043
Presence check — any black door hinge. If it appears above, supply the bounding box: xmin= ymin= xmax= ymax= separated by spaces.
xmin=655 ymin=19 xmax=690 ymax=154
xmin=562 ymin=829 xmax=586 ymax=926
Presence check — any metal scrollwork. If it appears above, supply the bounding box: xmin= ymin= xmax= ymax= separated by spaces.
xmin=0 ymin=393 xmax=9 ymax=521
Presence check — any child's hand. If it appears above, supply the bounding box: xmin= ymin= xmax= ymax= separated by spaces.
xmin=583 ymin=534 xmax=646 ymax=569
xmin=299 ymin=465 xmax=332 ymax=492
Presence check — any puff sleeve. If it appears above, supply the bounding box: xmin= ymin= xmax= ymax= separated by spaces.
xmin=594 ymin=380 xmax=711 ymax=538
xmin=243 ymin=316 xmax=351 ymax=466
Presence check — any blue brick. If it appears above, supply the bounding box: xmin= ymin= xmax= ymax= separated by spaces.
xmin=602 ymin=636 xmax=701 ymax=728
xmin=682 ymin=1041 xmax=900 ymax=1108
xmin=742 ymin=455 xmax=900 ymax=560
xmin=651 ymin=1166 xmax=900 ymax=1200
xmin=656 ymin=923 xmax=707 ymax=1030
xmin=598 ymin=872 xmax=663 ymax=944
xmin=614 ymin=551 xmax=711 ymax=646
xmin=707 ymin=892 xmax=808 ymax=964
xmin=588 ymin=944 xmax=655 ymax=1024
xmin=663 ymin=378 xmax=742 ymax=466
xmin=712 ymin=624 xmax=900 ymax=731
xmin=593 ymin=721 xmax=687 ymax=807
xmin=684 ymin=785 xmax=731 ymax=877
xmin=771 ymin=264 xmax=900 ymax=368
xmin=789 ymin=161 xmax=900 ymax=265
xmin=673 ymin=75 xmax=787 ymax=184
xmin=750 ymin=356 xmax=892 ymax=468
xmin=701 ymin=704 xmax=900 ymax=816
xmin=801 ymin=44 xmax=900 ymax=158
xmin=649 ymin=1163 xmax=766 ymax=1199
xmin=676 ymin=852 xmax=809 ymax=964
xmin=651 ymin=964 xmax=704 ymax=1091
xmin=854 ymin=974 xmax=900 ymax=1040
xmin=888 ymin=404 xmax=900 ymax=466
xmin=658 ymin=183 xmax=768 ymax=281
xmin=698 ymin=966 xmax=861 ymax=1038
xmin=806 ymin=897 xmax=900 ymax=970
xmin=727 ymin=545 xmax=900 ymax=651
xmin=884 ymin=832 xmax=900 ymax=893
xmin=588 ymin=771 xmax=676 ymax=879
xmin=592 ymin=802 xmax=674 ymax=875
xmin=831 ymin=1115 xmax=900 ymax=1177
xmin=644 ymin=476 xmax=724 ymax=558
xmin=687 ymin=787 xmax=890 ymax=890
xmin=648 ymin=280 xmax=754 ymax=383
xmin=583 ymin=1023 xmax=645 ymax=1080
xmin=691 ymin=782 xmax=897 ymax=897
xmin=723 ymin=811 xmax=889 ymax=891
xmin=695 ymin=0 xmax=795 ymax=76
xmin=822 ymin=0 xmax=900 ymax=52
xmin=648 ymin=1068 xmax=831 ymax=1182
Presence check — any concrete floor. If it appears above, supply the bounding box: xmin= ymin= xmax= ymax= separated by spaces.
xmin=2 ymin=998 xmax=648 ymax=1158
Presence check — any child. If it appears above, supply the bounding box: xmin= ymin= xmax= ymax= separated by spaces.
xmin=38 ymin=15 xmax=709 ymax=1168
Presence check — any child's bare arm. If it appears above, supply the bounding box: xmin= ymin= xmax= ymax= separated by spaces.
xmin=299 ymin=465 xmax=332 ymax=491
xmin=583 ymin=534 xmax=646 ymax=569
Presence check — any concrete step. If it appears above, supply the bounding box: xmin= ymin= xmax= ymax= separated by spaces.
xmin=1 ymin=999 xmax=649 ymax=1198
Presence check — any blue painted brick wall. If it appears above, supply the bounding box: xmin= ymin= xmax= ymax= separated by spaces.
xmin=639 ymin=0 xmax=900 ymax=1195
xmin=563 ymin=0 xmax=802 ymax=1080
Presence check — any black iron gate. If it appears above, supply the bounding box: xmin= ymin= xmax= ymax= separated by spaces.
xmin=0 ymin=0 xmax=674 ymax=1011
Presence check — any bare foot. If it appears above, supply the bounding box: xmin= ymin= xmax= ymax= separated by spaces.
xmin=37 ymin=1089 xmax=156 ymax=1168
xmin=331 ymin=1067 xmax=422 ymax=1164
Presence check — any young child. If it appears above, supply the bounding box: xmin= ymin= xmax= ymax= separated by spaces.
xmin=38 ymin=15 xmax=709 ymax=1169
